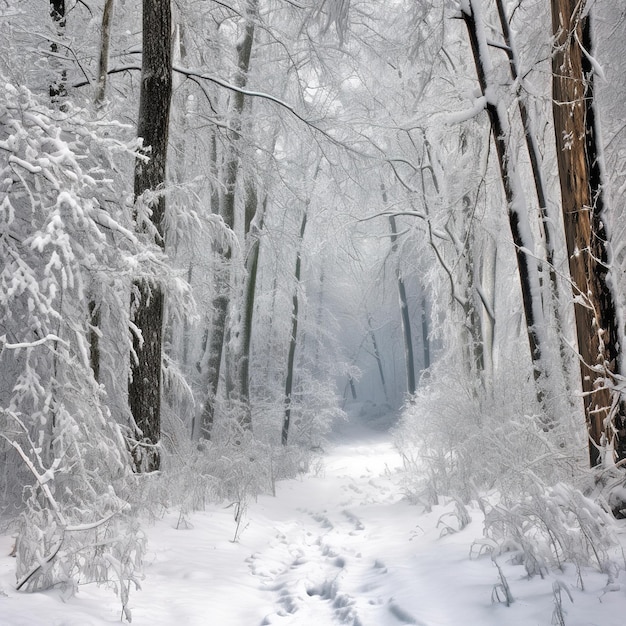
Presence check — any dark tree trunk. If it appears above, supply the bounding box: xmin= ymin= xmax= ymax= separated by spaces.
xmin=348 ymin=376 xmax=358 ymax=401
xmin=49 ymin=0 xmax=67 ymax=102
xmin=495 ymin=0 xmax=572 ymax=392
xmin=128 ymin=0 xmax=172 ymax=472
xmin=389 ymin=215 xmax=416 ymax=396
xmin=461 ymin=1 xmax=546 ymax=392
xmin=88 ymin=301 xmax=100 ymax=381
xmin=421 ymin=295 xmax=430 ymax=372
xmin=238 ymin=187 xmax=266 ymax=408
xmin=551 ymin=0 xmax=624 ymax=466
xmin=282 ymin=210 xmax=308 ymax=445
xmin=383 ymin=183 xmax=416 ymax=395
xmin=198 ymin=284 xmax=228 ymax=440
xmin=195 ymin=133 xmax=226 ymax=441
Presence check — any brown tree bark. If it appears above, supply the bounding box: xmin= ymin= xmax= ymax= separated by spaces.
xmin=551 ymin=0 xmax=623 ymax=466
xmin=128 ymin=0 xmax=172 ymax=472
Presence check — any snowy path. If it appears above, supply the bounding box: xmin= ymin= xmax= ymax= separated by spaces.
xmin=247 ymin=421 xmax=420 ymax=626
xmin=2 ymin=414 xmax=626 ymax=625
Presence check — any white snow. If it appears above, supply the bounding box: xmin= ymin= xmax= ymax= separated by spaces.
xmin=2 ymin=413 xmax=626 ymax=625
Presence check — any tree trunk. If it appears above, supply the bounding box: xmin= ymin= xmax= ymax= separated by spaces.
xmin=238 ymin=187 xmax=267 ymax=407
xmin=198 ymin=279 xmax=228 ymax=440
xmin=495 ymin=0 xmax=572 ymax=393
xmin=461 ymin=0 xmax=546 ymax=394
xmin=388 ymin=214 xmax=416 ymax=396
xmin=382 ymin=182 xmax=416 ymax=395
xmin=88 ymin=301 xmax=100 ymax=381
xmin=282 ymin=210 xmax=308 ymax=445
xmin=458 ymin=195 xmax=486 ymax=382
xmin=128 ymin=0 xmax=172 ymax=472
xmin=94 ymin=0 xmax=115 ymax=106
xmin=49 ymin=0 xmax=67 ymax=102
xmin=203 ymin=0 xmax=256 ymax=431
xmin=348 ymin=376 xmax=358 ymax=400
xmin=551 ymin=0 xmax=624 ymax=466
xmin=421 ymin=295 xmax=430 ymax=372
xmin=367 ymin=314 xmax=389 ymax=405
xmin=195 ymin=132 xmax=226 ymax=441
xmin=86 ymin=0 xmax=116 ymax=384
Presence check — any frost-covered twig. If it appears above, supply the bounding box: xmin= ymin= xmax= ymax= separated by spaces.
xmin=0 ymin=334 xmax=65 ymax=350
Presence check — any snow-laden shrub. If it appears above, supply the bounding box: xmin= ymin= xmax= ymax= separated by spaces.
xmin=286 ymin=371 xmax=347 ymax=449
xmin=395 ymin=347 xmax=623 ymax=581
xmin=482 ymin=482 xmax=618 ymax=580
xmin=394 ymin=351 xmax=583 ymax=508
xmin=0 ymin=81 xmax=152 ymax=613
xmin=137 ymin=398 xmax=312 ymax=540
xmin=146 ymin=430 xmax=311 ymax=540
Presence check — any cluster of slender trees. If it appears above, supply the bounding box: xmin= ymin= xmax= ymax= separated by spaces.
xmin=457 ymin=0 xmax=624 ymax=466
xmin=131 ymin=0 xmax=625 ymax=469
xmin=8 ymin=0 xmax=626 ymax=468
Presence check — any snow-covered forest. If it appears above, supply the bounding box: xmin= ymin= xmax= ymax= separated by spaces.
xmin=2 ymin=0 xmax=626 ymax=623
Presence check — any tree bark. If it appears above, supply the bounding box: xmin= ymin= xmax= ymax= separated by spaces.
xmin=128 ymin=0 xmax=172 ymax=472
xmin=551 ymin=0 xmax=624 ymax=466
xmin=198 ymin=279 xmax=228 ymax=440
xmin=495 ymin=0 xmax=572 ymax=393
xmin=421 ymin=295 xmax=430 ymax=372
xmin=367 ymin=314 xmax=389 ymax=405
xmin=49 ymin=0 xmax=67 ymax=102
xmin=282 ymin=210 xmax=308 ymax=445
xmin=461 ymin=0 xmax=546 ymax=394
xmin=195 ymin=133 xmax=226 ymax=441
xmin=388 ymin=214 xmax=416 ymax=395
xmin=382 ymin=182 xmax=416 ymax=395
xmin=88 ymin=301 xmax=100 ymax=381
xmin=203 ymin=0 xmax=256 ymax=432
xmin=238 ymin=186 xmax=267 ymax=407
xmin=94 ymin=0 xmax=115 ymax=106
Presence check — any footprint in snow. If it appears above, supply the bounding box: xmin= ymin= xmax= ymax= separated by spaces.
xmin=342 ymin=509 xmax=365 ymax=531
xmin=387 ymin=599 xmax=425 ymax=625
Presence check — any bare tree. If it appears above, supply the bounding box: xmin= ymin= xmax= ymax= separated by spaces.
xmin=383 ymin=184 xmax=416 ymax=396
xmin=128 ymin=0 xmax=173 ymax=471
xmin=49 ymin=0 xmax=67 ymax=102
xmin=94 ymin=0 xmax=116 ymax=106
xmin=282 ymin=208 xmax=308 ymax=445
xmin=200 ymin=0 xmax=258 ymax=437
xmin=461 ymin=0 xmax=547 ymax=398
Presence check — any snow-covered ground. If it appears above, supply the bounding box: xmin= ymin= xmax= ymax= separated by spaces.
xmin=2 ymin=412 xmax=626 ymax=625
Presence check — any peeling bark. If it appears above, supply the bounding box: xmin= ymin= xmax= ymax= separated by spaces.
xmin=551 ymin=0 xmax=623 ymax=466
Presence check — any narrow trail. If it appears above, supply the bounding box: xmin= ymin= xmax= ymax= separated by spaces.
xmin=247 ymin=414 xmax=422 ymax=626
